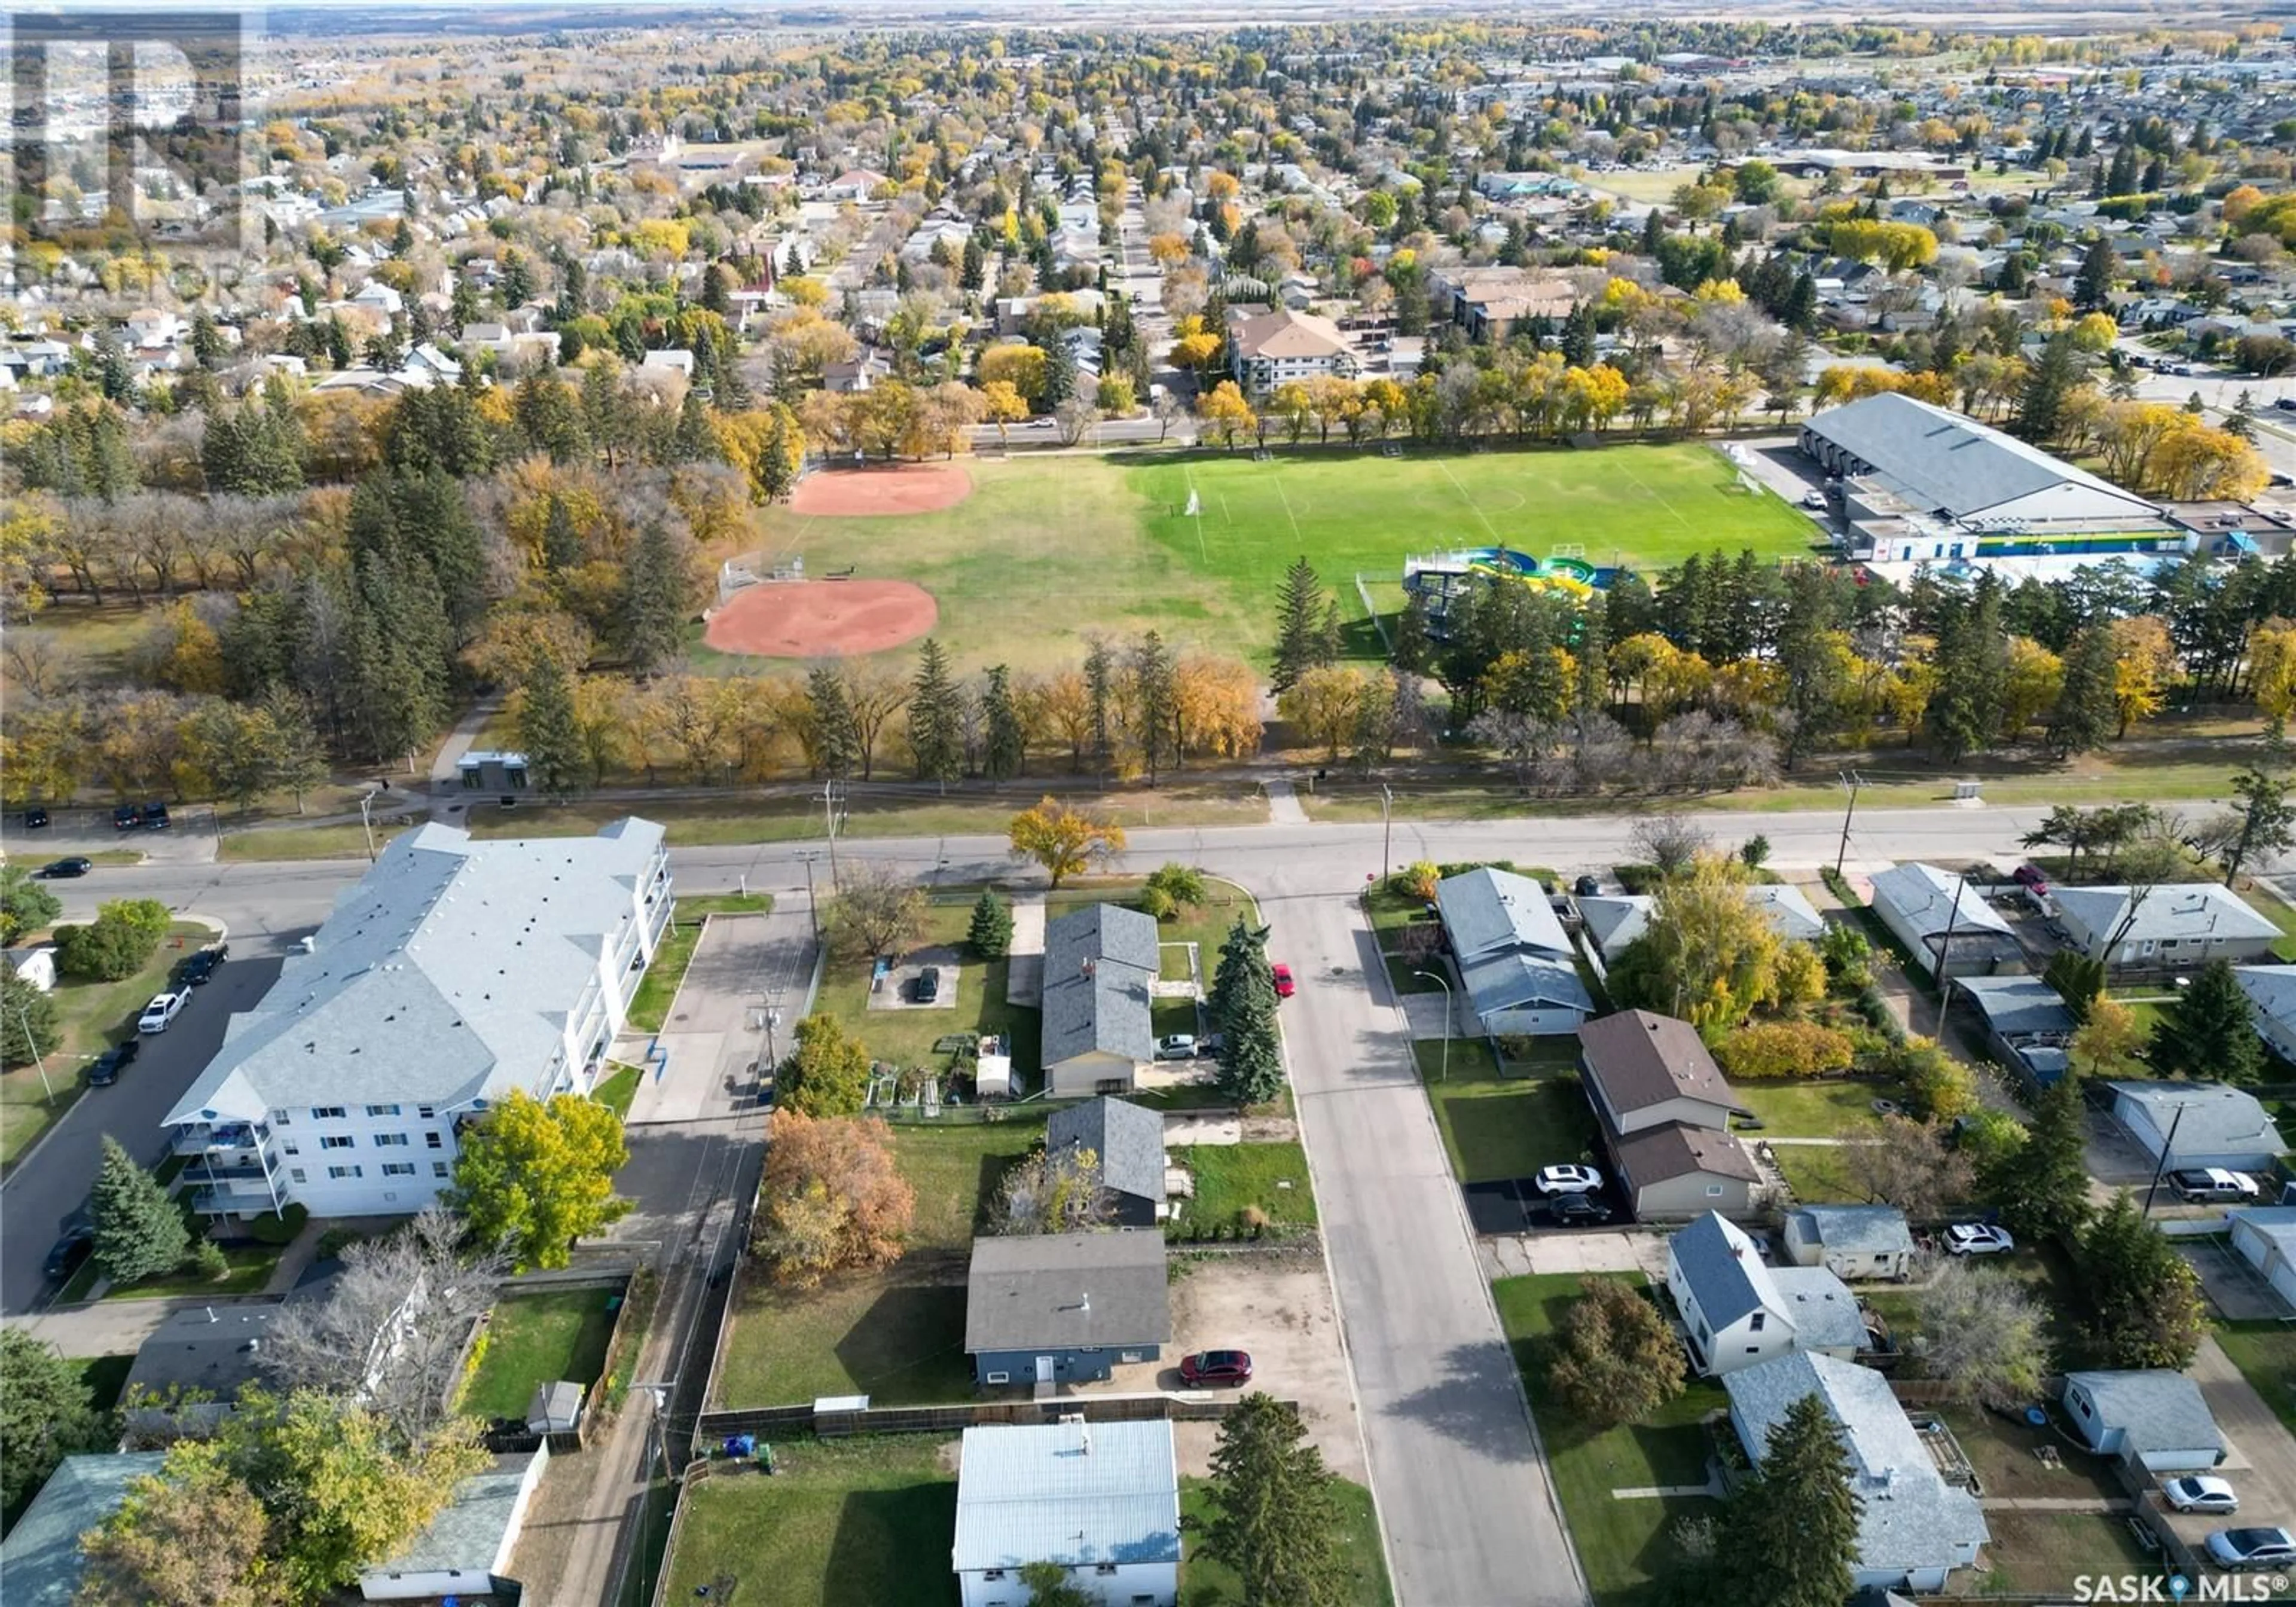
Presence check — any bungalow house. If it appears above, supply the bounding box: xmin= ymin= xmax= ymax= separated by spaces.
xmin=1726 ymin=1352 xmax=1990 ymax=1590
xmin=1045 ymin=1096 xmax=1169 ymax=1226
xmin=358 ymin=1449 xmax=548 ymax=1600
xmin=121 ymin=1303 xmax=278 ymax=1431
xmin=964 ymin=1230 xmax=1170 ymax=1388
xmin=1039 ymin=904 xmax=1159 ymax=1096
xmin=2051 ymin=883 xmax=2280 ymax=971
xmin=952 ymin=1419 xmax=1180 ymax=1607
xmin=1435 ymin=867 xmax=1593 ymax=1038
xmin=2105 ymin=1081 xmax=2287 ymax=1174
xmin=1867 ymin=863 xmax=2023 ymax=978
xmin=1782 ymin=1205 xmax=1916 ymax=1282
xmin=823 ymin=168 xmax=889 ymax=202
xmin=2062 ymin=1371 xmax=2226 ymax=1473
xmin=1578 ymin=1010 xmax=1760 ymax=1218
xmin=2236 ymin=965 xmax=2296 ymax=1065
xmin=2227 ymin=1207 xmax=2296 ymax=1312
xmin=1579 ymin=885 xmax=1822 ymax=966
xmin=1665 ymin=1211 xmax=1867 ymax=1375
xmin=4 ymin=945 xmax=56 ymax=993
xmin=1953 ymin=976 xmax=2075 ymax=1089
xmin=0 ymin=1453 xmax=169 ymax=1606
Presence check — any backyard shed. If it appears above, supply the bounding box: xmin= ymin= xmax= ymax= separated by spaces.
xmin=1781 ymin=1205 xmax=1916 ymax=1282
xmin=2061 ymin=1371 xmax=2226 ymax=1472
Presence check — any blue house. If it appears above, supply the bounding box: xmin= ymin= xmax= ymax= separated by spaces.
xmin=965 ymin=1230 xmax=1170 ymax=1388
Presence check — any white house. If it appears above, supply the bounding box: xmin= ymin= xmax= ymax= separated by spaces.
xmin=2051 ymin=883 xmax=2280 ymax=970
xmin=2062 ymin=1371 xmax=2226 ymax=1473
xmin=2237 ymin=965 xmax=2296 ymax=1064
xmin=2105 ymin=1080 xmax=2287 ymax=1174
xmin=1665 ymin=1211 xmax=1866 ymax=1376
xmin=1726 ymin=1352 xmax=1990 ymax=1591
xmin=4 ymin=945 xmax=57 ymax=993
xmin=1867 ymin=863 xmax=2023 ymax=977
xmin=1226 ymin=307 xmax=1356 ymax=396
xmin=1579 ymin=884 xmax=1824 ymax=965
xmin=1435 ymin=867 xmax=1593 ymax=1037
xmin=952 ymin=1419 xmax=1180 ymax=1607
xmin=163 ymin=819 xmax=672 ymax=1220
xmin=1781 ymin=1204 xmax=1916 ymax=1282
xmin=359 ymin=1449 xmax=548 ymax=1600
xmin=2228 ymin=1207 xmax=2296 ymax=1312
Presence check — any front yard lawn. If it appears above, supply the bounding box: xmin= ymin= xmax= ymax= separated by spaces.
xmin=1171 ymin=1141 xmax=1317 ymax=1238
xmin=1492 ymin=1273 xmax=1726 ymax=1607
xmin=462 ymin=1287 xmax=621 ymax=1422
xmin=814 ymin=897 xmax=1038 ymax=1083
xmin=659 ymin=1435 xmax=957 ymax=1607
xmin=1729 ymin=1080 xmax=1888 ymax=1139
xmin=1416 ymin=1041 xmax=1597 ymax=1184
xmin=1179 ymin=1475 xmax=1391 ymax=1607
xmin=713 ymin=1259 xmax=972 ymax=1409
xmin=888 ymin=1118 xmax=1045 ymax=1251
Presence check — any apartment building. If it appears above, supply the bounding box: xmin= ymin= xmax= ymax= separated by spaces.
xmin=165 ymin=819 xmax=672 ymax=1220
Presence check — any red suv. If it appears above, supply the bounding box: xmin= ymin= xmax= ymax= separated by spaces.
xmin=1179 ymin=1349 xmax=1253 ymax=1388
xmin=2012 ymin=864 xmax=2051 ymax=896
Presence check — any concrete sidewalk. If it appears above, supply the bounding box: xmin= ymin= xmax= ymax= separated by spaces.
xmin=1005 ymin=891 xmax=1046 ymax=1006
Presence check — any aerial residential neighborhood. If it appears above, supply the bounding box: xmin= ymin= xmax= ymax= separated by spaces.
xmin=19 ymin=5 xmax=2296 ymax=1607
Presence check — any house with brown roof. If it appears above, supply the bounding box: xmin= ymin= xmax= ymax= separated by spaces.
xmin=1432 ymin=266 xmax=1578 ymax=342
xmin=1578 ymin=1010 xmax=1762 ymax=1220
xmin=1226 ymin=308 xmax=1357 ymax=397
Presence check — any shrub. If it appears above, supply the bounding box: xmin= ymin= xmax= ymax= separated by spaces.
xmin=1395 ymin=860 xmax=1442 ymax=902
xmin=1879 ymin=1037 xmax=1981 ymax=1122
xmin=189 ymin=1240 xmax=230 ymax=1281
xmin=1613 ymin=863 xmax=1660 ymax=896
xmin=1818 ymin=924 xmax=1872 ymax=991
xmin=52 ymin=899 xmax=171 ymax=982
xmin=1137 ymin=884 xmax=1177 ymax=921
xmin=1715 ymin=1020 xmax=1855 ymax=1080
xmin=243 ymin=1203 xmax=309 ymax=1247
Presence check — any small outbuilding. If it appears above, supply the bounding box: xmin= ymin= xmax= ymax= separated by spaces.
xmin=2227 ymin=1207 xmax=2296 ymax=1313
xmin=358 ymin=1449 xmax=548 ymax=1600
xmin=1868 ymin=863 xmax=2023 ymax=978
xmin=2235 ymin=965 xmax=2296 ymax=1065
xmin=2106 ymin=1080 xmax=2287 ymax=1174
xmin=1953 ymin=977 xmax=2077 ymax=1088
xmin=526 ymin=1380 xmax=585 ymax=1435
xmin=1781 ymin=1205 xmax=1916 ymax=1282
xmin=5 ymin=945 xmax=56 ymax=993
xmin=2061 ymin=1370 xmax=2226 ymax=1472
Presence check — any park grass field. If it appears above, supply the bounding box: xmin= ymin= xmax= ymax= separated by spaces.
xmin=740 ymin=443 xmax=1819 ymax=671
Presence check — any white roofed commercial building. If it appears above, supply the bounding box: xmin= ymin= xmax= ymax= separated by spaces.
xmin=163 ymin=819 xmax=671 ymax=1220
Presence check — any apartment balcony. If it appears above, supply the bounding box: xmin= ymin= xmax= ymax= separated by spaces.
xmin=172 ymin=1120 xmax=271 ymax=1158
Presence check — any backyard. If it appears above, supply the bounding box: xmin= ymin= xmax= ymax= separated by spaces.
xmin=1177 ymin=1475 xmax=1391 ymax=1607
xmin=1416 ymin=1039 xmax=1598 ymax=1184
xmin=1492 ymin=1272 xmax=1727 ymax=1607
xmin=461 ymin=1285 xmax=622 ymax=1423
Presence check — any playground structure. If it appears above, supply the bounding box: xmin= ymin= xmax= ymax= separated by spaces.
xmin=1402 ymin=546 xmax=1622 ymax=636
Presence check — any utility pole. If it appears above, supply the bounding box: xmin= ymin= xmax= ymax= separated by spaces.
xmin=797 ymin=851 xmax=822 ymax=940
xmin=820 ymin=779 xmax=848 ymax=894
xmin=359 ymin=787 xmax=381 ymax=863
xmin=1833 ymin=770 xmax=1864 ymax=878
xmin=2141 ymin=1101 xmax=2192 ymax=1218
xmin=1934 ymin=868 xmax=1964 ymax=1029
xmin=14 ymin=1005 xmax=54 ymax=1104
xmin=1380 ymin=784 xmax=1394 ymax=883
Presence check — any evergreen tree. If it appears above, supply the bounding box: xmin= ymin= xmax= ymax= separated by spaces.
xmin=619 ymin=521 xmax=686 ymax=679
xmin=2014 ymin=332 xmax=2085 ymax=444
xmin=1042 ymin=334 xmax=1080 ymax=408
xmin=967 ymin=889 xmax=1014 ymax=958
xmin=2151 ymin=958 xmax=2263 ymax=1084
xmin=909 ymin=638 xmax=963 ymax=788
xmin=1721 ymin=1393 xmax=1863 ymax=1607
xmin=0 ymin=970 xmax=59 ymax=1068
xmin=499 ymin=249 xmax=536 ymax=308
xmin=1391 ymin=592 xmax=1433 ymax=676
xmin=541 ymin=493 xmax=582 ymax=574
xmin=258 ymin=685 xmax=329 ymax=812
xmin=2075 ymin=236 xmax=2117 ymax=310
xmin=671 ymin=390 xmax=719 ymax=463
xmin=2077 ymin=1193 xmax=2209 ymax=1369
xmin=190 ymin=308 xmax=223 ymax=369
xmin=91 ymin=1136 xmax=190 ymax=1285
xmin=515 ymin=650 xmax=585 ymax=800
xmin=1082 ymin=638 xmax=1116 ymax=779
xmin=982 ymin=665 xmax=1026 ymax=780
xmin=0 ymin=1330 xmax=97 ymax=1512
xmin=2048 ymin=625 xmax=2120 ymax=757
xmin=1925 ymin=575 xmax=2010 ymax=760
xmin=806 ymin=664 xmax=862 ymax=779
xmin=1981 ymin=1074 xmax=2094 ymax=1244
xmin=1204 ymin=1394 xmax=1347 ymax=1607
xmin=93 ymin=326 xmax=133 ymax=402
xmin=1208 ymin=916 xmax=1286 ymax=1105
xmin=1272 ymin=557 xmax=1335 ymax=692
xmin=1130 ymin=631 xmax=1178 ymax=787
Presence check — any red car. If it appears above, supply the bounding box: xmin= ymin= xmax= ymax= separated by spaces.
xmin=2012 ymin=864 xmax=2051 ymax=896
xmin=1272 ymin=964 xmax=1296 ymax=1000
xmin=1179 ymin=1349 xmax=1253 ymax=1388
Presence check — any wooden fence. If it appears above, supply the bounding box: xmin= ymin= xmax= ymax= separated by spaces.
xmin=694 ymin=1389 xmax=1279 ymax=1444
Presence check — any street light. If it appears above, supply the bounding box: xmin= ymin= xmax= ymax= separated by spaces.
xmin=14 ymin=1004 xmax=56 ymax=1104
xmin=1380 ymin=784 xmax=1394 ymax=883
xmin=358 ymin=787 xmax=382 ymax=863
xmin=1413 ymin=970 xmax=1454 ymax=1083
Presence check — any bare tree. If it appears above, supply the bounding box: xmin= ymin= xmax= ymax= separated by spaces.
xmin=261 ymin=1207 xmax=507 ymax=1438
xmin=994 ymin=1143 xmax=1113 ymax=1235
xmin=1054 ymin=395 xmax=1098 ymax=447
xmin=1846 ymin=1115 xmax=1974 ymax=1223
xmin=822 ymin=862 xmax=927 ymax=960
xmin=1628 ymin=812 xmax=1713 ymax=879
xmin=1907 ymin=1260 xmax=2048 ymax=1407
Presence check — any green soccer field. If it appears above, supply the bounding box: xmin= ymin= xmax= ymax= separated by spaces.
xmin=735 ymin=442 xmax=1820 ymax=673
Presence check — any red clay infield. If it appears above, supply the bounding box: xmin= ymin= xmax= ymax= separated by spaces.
xmin=705 ymin=579 xmax=939 ymax=658
xmin=789 ymin=462 xmax=973 ymax=516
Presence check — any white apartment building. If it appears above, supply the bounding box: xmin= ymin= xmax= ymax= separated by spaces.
xmin=165 ymin=818 xmax=672 ymax=1220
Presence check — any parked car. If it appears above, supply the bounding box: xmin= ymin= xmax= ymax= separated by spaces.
xmin=142 ymin=801 xmax=170 ymax=831
xmin=1573 ymin=874 xmax=1601 ymax=898
xmin=2276 ymin=397 xmax=2296 ymax=414
xmin=911 ymin=966 xmax=941 ymax=1004
xmin=22 ymin=807 xmax=48 ymax=829
xmin=2165 ymin=1475 xmax=2239 ymax=1514
xmin=2011 ymin=864 xmax=2051 ymax=895
xmin=1800 ymin=489 xmax=1827 ymax=510
xmin=2206 ymin=1527 xmax=2296 ymax=1570
xmin=113 ymin=803 xmax=143 ymax=832
xmin=43 ymin=1224 xmax=93 ymax=1282
xmin=1178 ymin=1349 xmax=1254 ymax=1388
xmin=86 ymin=1040 xmax=139 ymax=1087
xmin=178 ymin=945 xmax=227 ymax=986
xmin=138 ymin=991 xmax=188 ymax=1034
xmin=2170 ymin=1168 xmax=2260 ymax=1203
xmin=1155 ymin=1034 xmax=1199 ymax=1061
xmin=38 ymin=857 xmax=92 ymax=879
xmin=1944 ymin=1223 xmax=2015 ymax=1256
xmin=1550 ymin=1193 xmax=1615 ymax=1226
xmin=1271 ymin=964 xmax=1296 ymax=999
xmin=1534 ymin=1164 xmax=1604 ymax=1197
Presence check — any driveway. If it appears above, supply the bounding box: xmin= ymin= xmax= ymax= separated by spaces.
xmin=626 ymin=910 xmax=811 ymax=1128
xmin=2172 ymin=1338 xmax=2296 ymax=1560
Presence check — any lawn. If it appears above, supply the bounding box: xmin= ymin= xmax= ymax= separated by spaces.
xmin=735 ymin=445 xmax=1815 ymax=672
xmin=217 ymin=822 xmax=407 ymax=861
xmin=1768 ymin=1144 xmax=1862 ymax=1203
xmin=1415 ymin=1040 xmax=1598 ymax=1184
xmin=712 ymin=1260 xmax=972 ymax=1409
xmin=1729 ymin=1081 xmax=1889 ymax=1139
xmin=814 ymin=899 xmax=1037 ymax=1080
xmin=457 ymin=787 xmax=1265 ymax=845
xmin=1171 ymin=1141 xmax=1317 ymax=1238
xmin=2215 ymin=1324 xmax=2296 ymax=1436
xmin=627 ymin=893 xmax=774 ymax=1035
xmin=1971 ymin=1511 xmax=2154 ymax=1596
xmin=461 ymin=1287 xmax=621 ymax=1423
xmin=1492 ymin=1273 xmax=1727 ymax=1607
xmin=2239 ymin=881 xmax=2296 ymax=964
xmin=889 ymin=1118 xmax=1046 ymax=1251
xmin=1179 ymin=1475 xmax=1391 ymax=1607
xmin=2 ymin=920 xmax=210 ymax=1171
xmin=592 ymin=1061 xmax=643 ymax=1119
xmin=658 ymin=1435 xmax=958 ymax=1607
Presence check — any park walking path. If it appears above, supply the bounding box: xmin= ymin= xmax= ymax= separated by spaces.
xmin=1265 ymin=778 xmax=1309 ymax=825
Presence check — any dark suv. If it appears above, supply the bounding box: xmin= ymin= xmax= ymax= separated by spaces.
xmin=913 ymin=966 xmax=942 ymax=1004
xmin=87 ymin=1040 xmax=140 ymax=1086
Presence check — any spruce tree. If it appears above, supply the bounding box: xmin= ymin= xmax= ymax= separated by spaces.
xmin=91 ymin=1136 xmax=190 ymax=1285
xmin=2048 ymin=625 xmax=2120 ymax=757
xmin=1204 ymin=1394 xmax=1347 ymax=1607
xmin=909 ymin=638 xmax=963 ymax=788
xmin=1391 ymin=592 xmax=1433 ymax=676
xmin=1082 ymin=638 xmax=1115 ymax=780
xmin=515 ymin=650 xmax=585 ymax=800
xmin=1981 ymin=1074 xmax=2095 ymax=1245
xmin=967 ymin=889 xmax=1014 ymax=959
xmin=2151 ymin=958 xmax=2263 ymax=1084
xmin=2077 ymin=1192 xmax=2208 ymax=1369
xmin=2014 ymin=332 xmax=2084 ymax=444
xmin=541 ymin=493 xmax=582 ymax=574
xmin=1130 ymin=631 xmax=1177 ymax=787
xmin=258 ymin=685 xmax=329 ymax=813
xmin=2075 ymin=236 xmax=2117 ymax=310
xmin=1272 ymin=557 xmax=1332 ymax=692
xmin=982 ymin=665 xmax=1026 ymax=781
xmin=1209 ymin=918 xmax=1286 ymax=1106
xmin=620 ymin=521 xmax=685 ymax=679
xmin=806 ymin=664 xmax=862 ymax=779
xmin=1722 ymin=1393 xmax=1863 ymax=1607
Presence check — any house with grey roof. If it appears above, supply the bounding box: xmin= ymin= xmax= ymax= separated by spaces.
xmin=358 ymin=1449 xmax=548 ymax=1600
xmin=2228 ymin=1207 xmax=2296 ymax=1313
xmin=1039 ymin=905 xmax=1160 ymax=1096
xmin=2062 ymin=1371 xmax=2226 ymax=1472
xmin=2106 ymin=1081 xmax=2287 ymax=1173
xmin=163 ymin=818 xmax=672 ymax=1221
xmin=952 ymin=1419 xmax=1180 ymax=1607
xmin=1578 ymin=1010 xmax=1760 ymax=1218
xmin=0 ymin=1453 xmax=167 ymax=1606
xmin=2236 ymin=964 xmax=2296 ymax=1065
xmin=1726 ymin=1351 xmax=1990 ymax=1591
xmin=1782 ymin=1205 xmax=1916 ymax=1282
xmin=1868 ymin=863 xmax=2023 ymax=979
xmin=2052 ymin=882 xmax=2280 ymax=971
xmin=122 ymin=1303 xmax=277 ymax=1425
xmin=1046 ymin=1096 xmax=1168 ymax=1226
xmin=966 ymin=1230 xmax=1170 ymax=1388
xmin=1578 ymin=885 xmax=1824 ymax=965
xmin=1954 ymin=976 xmax=2076 ymax=1089
xmin=1435 ymin=867 xmax=1592 ymax=1038
xmin=1665 ymin=1211 xmax=1866 ymax=1375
